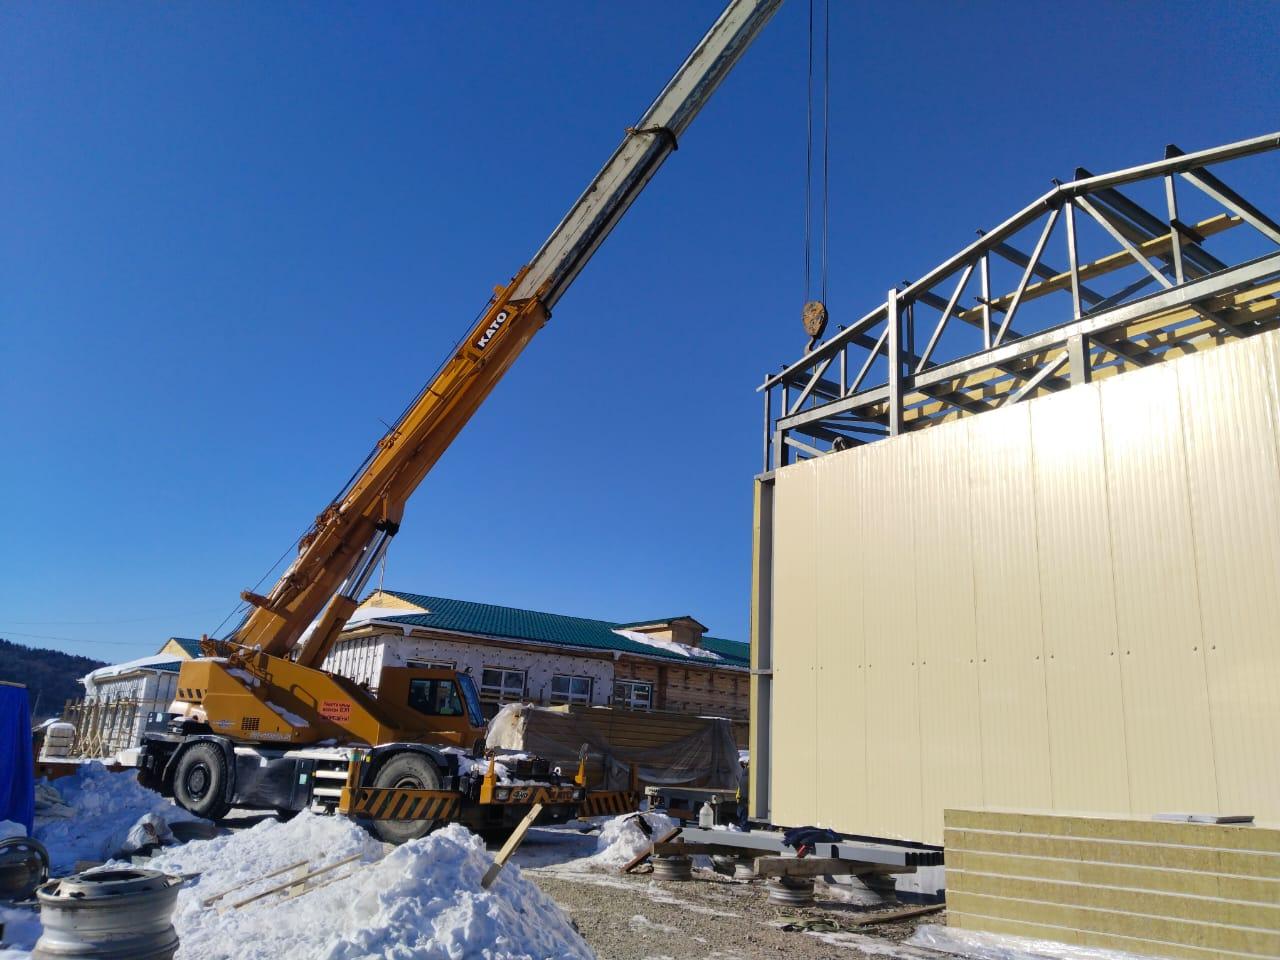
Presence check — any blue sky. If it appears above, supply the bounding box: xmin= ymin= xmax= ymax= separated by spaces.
xmin=2 ymin=1 xmax=1277 ymax=663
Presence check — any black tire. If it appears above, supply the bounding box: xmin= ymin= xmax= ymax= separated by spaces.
xmin=172 ymin=741 xmax=233 ymax=820
xmin=367 ymin=752 xmax=442 ymax=844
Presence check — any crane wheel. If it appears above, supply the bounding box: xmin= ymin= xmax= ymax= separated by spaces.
xmin=366 ymin=752 xmax=442 ymax=844
xmin=172 ymin=742 xmax=233 ymax=820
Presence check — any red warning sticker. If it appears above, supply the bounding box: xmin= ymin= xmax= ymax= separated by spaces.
xmin=319 ymin=700 xmax=352 ymax=722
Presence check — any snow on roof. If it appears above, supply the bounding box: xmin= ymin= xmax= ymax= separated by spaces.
xmin=612 ymin=628 xmax=723 ymax=661
xmin=82 ymin=654 xmax=184 ymax=683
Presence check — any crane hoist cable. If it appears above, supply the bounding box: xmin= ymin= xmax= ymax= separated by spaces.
xmin=802 ymin=0 xmax=831 ymax=349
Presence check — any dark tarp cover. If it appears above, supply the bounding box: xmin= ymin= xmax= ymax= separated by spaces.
xmin=0 ymin=683 xmax=34 ymax=834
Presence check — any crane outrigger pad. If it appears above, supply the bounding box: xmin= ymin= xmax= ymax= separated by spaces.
xmin=338 ymin=786 xmax=461 ymax=822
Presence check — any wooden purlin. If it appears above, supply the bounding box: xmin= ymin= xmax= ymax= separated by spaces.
xmin=953 ymin=213 xmax=1242 ymax=326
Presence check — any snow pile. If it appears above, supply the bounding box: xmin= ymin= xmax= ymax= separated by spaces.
xmin=612 ymin=629 xmax=722 ymax=661
xmin=5 ymin=813 xmax=592 ymax=960
xmin=148 ymin=813 xmax=590 ymax=960
xmin=579 ymin=811 xmax=677 ymax=870
xmin=33 ymin=763 xmax=205 ymax=873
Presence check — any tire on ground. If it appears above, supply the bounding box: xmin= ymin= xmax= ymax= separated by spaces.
xmin=172 ymin=741 xmax=233 ymax=820
xmin=367 ymin=751 xmax=443 ymax=844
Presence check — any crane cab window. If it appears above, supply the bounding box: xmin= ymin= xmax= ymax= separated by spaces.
xmin=407 ymin=678 xmax=464 ymax=717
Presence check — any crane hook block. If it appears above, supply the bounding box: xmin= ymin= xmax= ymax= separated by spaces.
xmin=802 ymin=300 xmax=829 ymax=344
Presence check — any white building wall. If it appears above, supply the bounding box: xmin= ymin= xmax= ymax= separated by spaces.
xmin=322 ymin=635 xmax=388 ymax=689
xmin=328 ymin=630 xmax=615 ymax=705
xmin=83 ymin=670 xmax=179 ymax=708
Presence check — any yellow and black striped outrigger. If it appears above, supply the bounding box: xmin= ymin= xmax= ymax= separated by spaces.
xmin=335 ymin=750 xmax=641 ymax=823
xmin=341 ymin=784 xmax=462 ymax=822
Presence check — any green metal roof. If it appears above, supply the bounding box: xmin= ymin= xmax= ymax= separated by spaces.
xmin=165 ymin=637 xmax=202 ymax=658
xmin=365 ymin=590 xmax=748 ymax=668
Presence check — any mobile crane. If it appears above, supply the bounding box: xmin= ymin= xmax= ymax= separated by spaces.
xmin=139 ymin=0 xmax=782 ymax=842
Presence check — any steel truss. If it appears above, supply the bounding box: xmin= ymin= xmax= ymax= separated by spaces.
xmin=760 ymin=132 xmax=1280 ymax=469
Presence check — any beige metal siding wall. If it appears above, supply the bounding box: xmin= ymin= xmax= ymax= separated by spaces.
xmin=767 ymin=328 xmax=1280 ymax=845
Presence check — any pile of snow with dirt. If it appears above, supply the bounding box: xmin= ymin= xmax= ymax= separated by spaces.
xmin=4 ymin=813 xmax=592 ymax=960
xmin=165 ymin=813 xmax=589 ymax=960
xmin=33 ymin=763 xmax=205 ymax=873
xmin=579 ymin=811 xmax=677 ymax=870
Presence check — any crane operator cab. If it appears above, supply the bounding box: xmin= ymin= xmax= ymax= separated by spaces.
xmin=376 ymin=667 xmax=487 ymax=753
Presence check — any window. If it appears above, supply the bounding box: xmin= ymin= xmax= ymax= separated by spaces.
xmin=613 ymin=680 xmax=653 ymax=710
xmin=406 ymin=658 xmax=456 ymax=671
xmin=407 ymin=678 xmax=464 ymax=717
xmin=479 ymin=668 xmax=526 ymax=704
xmin=549 ymin=674 xmax=593 ymax=705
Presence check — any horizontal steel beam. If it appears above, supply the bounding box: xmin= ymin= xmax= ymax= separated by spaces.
xmin=777 ymin=252 xmax=1280 ymax=432
xmin=677 ymin=826 xmax=943 ymax=867
xmin=760 ymin=132 xmax=1280 ymax=391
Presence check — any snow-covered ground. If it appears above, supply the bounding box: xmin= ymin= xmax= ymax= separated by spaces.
xmin=0 ymin=768 xmax=675 ymax=960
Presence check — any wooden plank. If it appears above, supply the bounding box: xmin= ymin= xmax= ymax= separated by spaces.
xmin=622 ymin=826 xmax=681 ymax=874
xmin=202 ymin=858 xmax=309 ymax=908
xmin=481 ymin=802 xmax=543 ymax=890
xmin=844 ymin=904 xmax=944 ymax=926
xmin=228 ymin=852 xmax=362 ymax=911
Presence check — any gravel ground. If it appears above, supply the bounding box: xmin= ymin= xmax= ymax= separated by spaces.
xmin=513 ymin=826 xmax=948 ymax=960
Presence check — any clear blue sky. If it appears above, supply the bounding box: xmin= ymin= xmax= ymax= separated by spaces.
xmin=2 ymin=1 xmax=1276 ymax=663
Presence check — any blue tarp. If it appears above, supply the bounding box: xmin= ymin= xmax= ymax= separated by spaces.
xmin=0 ymin=684 xmax=34 ymax=835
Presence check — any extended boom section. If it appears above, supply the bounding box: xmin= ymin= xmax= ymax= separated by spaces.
xmin=150 ymin=0 xmax=780 ymax=843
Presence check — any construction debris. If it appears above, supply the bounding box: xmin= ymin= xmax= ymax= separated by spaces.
xmin=32 ymin=764 xmax=206 ymax=875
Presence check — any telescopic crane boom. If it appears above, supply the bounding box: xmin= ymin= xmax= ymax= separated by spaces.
xmin=147 ymin=0 xmax=781 ymax=840
xmin=219 ymin=0 xmax=782 ymax=674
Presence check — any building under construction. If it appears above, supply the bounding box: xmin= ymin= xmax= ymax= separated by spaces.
xmin=749 ymin=131 xmax=1280 ymax=843
xmin=746 ymin=132 xmax=1280 ymax=955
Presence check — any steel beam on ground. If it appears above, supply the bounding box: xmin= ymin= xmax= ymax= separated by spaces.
xmin=676 ymin=827 xmax=943 ymax=868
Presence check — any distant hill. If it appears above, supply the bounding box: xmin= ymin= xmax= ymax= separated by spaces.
xmin=0 ymin=638 xmax=107 ymax=720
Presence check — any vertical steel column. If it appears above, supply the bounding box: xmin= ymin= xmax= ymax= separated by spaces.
xmin=777 ymin=384 xmax=790 ymax=467
xmin=980 ymin=254 xmax=992 ymax=349
xmin=1068 ymin=334 xmax=1091 ymax=384
xmin=762 ymin=386 xmax=771 ymax=472
xmin=748 ymin=477 xmax=774 ymax=822
xmin=1165 ymin=174 xmax=1186 ymax=285
xmin=1065 ymin=201 xmax=1083 ymax=320
xmin=886 ymin=289 xmax=903 ymax=436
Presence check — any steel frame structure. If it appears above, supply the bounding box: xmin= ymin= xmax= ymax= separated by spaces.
xmin=759 ymin=132 xmax=1280 ymax=469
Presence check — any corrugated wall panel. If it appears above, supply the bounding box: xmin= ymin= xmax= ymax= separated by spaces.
xmin=1178 ymin=334 xmax=1280 ymax=818
xmin=814 ymin=452 xmax=868 ymax=830
xmin=769 ymin=464 xmax=818 ymax=828
xmin=765 ymin=328 xmax=1280 ymax=844
xmin=912 ymin=421 xmax=984 ymax=844
xmin=1029 ymin=386 xmax=1131 ymax=813
xmin=1101 ymin=363 xmax=1219 ymax=814
xmin=966 ymin=404 xmax=1054 ymax=812
xmin=860 ymin=439 xmax=922 ymax=840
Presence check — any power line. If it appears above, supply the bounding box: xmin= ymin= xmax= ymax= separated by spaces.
xmin=3 ymin=609 xmax=224 ymax=627
xmin=0 ymin=629 xmax=147 ymax=647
